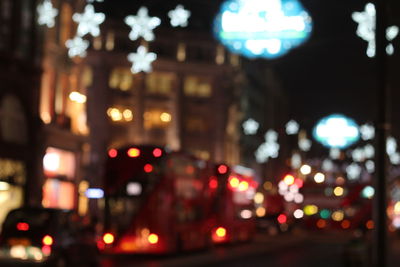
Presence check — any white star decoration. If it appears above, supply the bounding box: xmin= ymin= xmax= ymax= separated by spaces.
xmin=265 ymin=130 xmax=278 ymax=142
xmin=360 ymin=124 xmax=375 ymax=140
xmin=127 ymin=46 xmax=157 ymax=74
xmin=73 ymin=4 xmax=105 ymax=37
xmin=37 ymin=0 xmax=58 ymax=28
xmin=286 ymin=120 xmax=299 ymax=135
xmin=346 ymin=163 xmax=362 ymax=180
xmin=168 ymin=5 xmax=191 ymax=27
xmin=242 ymin=118 xmax=259 ymax=135
xmin=125 ymin=7 xmax=161 ymax=42
xmin=352 ymin=3 xmax=399 ymax=57
xmin=65 ymin=36 xmax=89 ymax=58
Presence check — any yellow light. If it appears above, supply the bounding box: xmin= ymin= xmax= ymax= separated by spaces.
xmin=103 ymin=233 xmax=114 ymax=244
xmin=108 ymin=108 xmax=123 ymax=121
xmin=333 ymin=186 xmax=344 ymax=197
xmin=69 ymin=91 xmax=87 ymax=103
xmin=314 ymin=173 xmax=325 ymax=183
xmin=148 ymin=234 xmax=159 ymax=244
xmin=42 ymin=235 xmax=53 ymax=246
xmin=256 ymin=207 xmax=266 ymax=217
xmin=229 ymin=177 xmax=240 ymax=188
xmin=0 ymin=181 xmax=10 ymax=191
xmin=394 ymin=202 xmax=400 ymax=215
xmin=254 ymin=192 xmax=264 ymax=204
xmin=304 ymin=205 xmax=318 ymax=216
xmin=300 ymin=164 xmax=311 ymax=175
xmin=40 ymin=112 xmax=51 ymax=124
xmin=160 ymin=112 xmax=172 ymax=122
xmin=238 ymin=181 xmax=249 ymax=191
xmin=123 ymin=109 xmax=133 ymax=121
xmin=283 ymin=175 xmax=295 ymax=185
xmin=263 ymin=181 xmax=272 ymax=191
xmin=332 ymin=211 xmax=344 ymax=221
xmin=215 ymin=227 xmax=226 ymax=237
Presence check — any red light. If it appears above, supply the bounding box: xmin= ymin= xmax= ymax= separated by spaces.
xmin=127 ymin=148 xmax=140 ymax=158
xmin=217 ymin=164 xmax=228 ymax=174
xmin=108 ymin=149 xmax=118 ymax=158
xmin=42 ymin=235 xmax=53 ymax=246
xmin=42 ymin=245 xmax=51 ymax=256
xmin=209 ymin=177 xmax=218 ymax=189
xmin=16 ymin=222 xmax=29 ymax=231
xmin=144 ymin=164 xmax=153 ymax=173
xmin=153 ymin=148 xmax=162 ymax=157
xmin=103 ymin=233 xmax=114 ymax=244
xmin=277 ymin=214 xmax=287 ymax=224
xmin=294 ymin=178 xmax=304 ymax=188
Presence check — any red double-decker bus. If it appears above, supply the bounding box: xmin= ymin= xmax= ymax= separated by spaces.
xmin=99 ymin=145 xmax=214 ymax=254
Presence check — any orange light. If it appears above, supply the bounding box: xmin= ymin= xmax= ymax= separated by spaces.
xmin=215 ymin=227 xmax=226 ymax=237
xmin=316 ymin=219 xmax=327 ymax=229
xmin=144 ymin=164 xmax=153 ymax=173
xmin=42 ymin=235 xmax=53 ymax=246
xmin=366 ymin=220 xmax=374 ymax=230
xmin=229 ymin=177 xmax=240 ymax=188
xmin=283 ymin=174 xmax=295 ymax=185
xmin=153 ymin=148 xmax=162 ymax=157
xmin=103 ymin=233 xmax=115 ymax=244
xmin=277 ymin=214 xmax=287 ymax=224
xmin=148 ymin=233 xmax=159 ymax=244
xmin=127 ymin=148 xmax=140 ymax=158
xmin=16 ymin=222 xmax=29 ymax=231
xmin=341 ymin=220 xmax=351 ymax=229
xmin=217 ymin=164 xmax=228 ymax=174
xmin=108 ymin=149 xmax=118 ymax=158
xmin=238 ymin=181 xmax=249 ymax=191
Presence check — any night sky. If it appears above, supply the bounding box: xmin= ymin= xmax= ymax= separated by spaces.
xmin=98 ymin=0 xmax=400 ymax=134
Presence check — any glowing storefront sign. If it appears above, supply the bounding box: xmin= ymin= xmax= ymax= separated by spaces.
xmin=313 ymin=114 xmax=360 ymax=149
xmin=213 ymin=0 xmax=313 ymax=59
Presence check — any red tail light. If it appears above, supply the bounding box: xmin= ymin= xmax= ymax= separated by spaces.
xmin=209 ymin=177 xmax=218 ymax=189
xmin=42 ymin=235 xmax=53 ymax=246
xmin=217 ymin=164 xmax=228 ymax=174
xmin=108 ymin=149 xmax=118 ymax=158
xmin=103 ymin=233 xmax=115 ymax=244
xmin=16 ymin=222 xmax=29 ymax=231
xmin=277 ymin=214 xmax=287 ymax=224
xmin=152 ymin=148 xmax=162 ymax=157
xmin=144 ymin=164 xmax=153 ymax=173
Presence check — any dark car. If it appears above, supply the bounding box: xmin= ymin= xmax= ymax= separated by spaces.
xmin=0 ymin=207 xmax=99 ymax=267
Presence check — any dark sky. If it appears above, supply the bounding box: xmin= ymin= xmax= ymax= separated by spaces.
xmin=98 ymin=0 xmax=400 ymax=134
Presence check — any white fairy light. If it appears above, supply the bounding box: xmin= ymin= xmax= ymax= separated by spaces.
xmin=168 ymin=5 xmax=191 ymax=27
xmin=127 ymin=46 xmax=157 ymax=74
xmin=365 ymin=160 xmax=375 ymax=173
xmin=125 ymin=7 xmax=161 ymax=42
xmin=73 ymin=4 xmax=105 ymax=37
xmin=242 ymin=118 xmax=259 ymax=135
xmin=329 ymin=148 xmax=341 ymax=160
xmin=37 ymin=0 xmax=58 ymax=28
xmin=286 ymin=120 xmax=299 ymax=135
xmin=65 ymin=36 xmax=90 ymax=58
xmin=291 ymin=153 xmax=302 ymax=169
xmin=322 ymin=159 xmax=334 ymax=172
xmin=299 ymin=138 xmax=311 ymax=152
xmin=390 ymin=152 xmax=400 ymax=165
xmin=360 ymin=124 xmax=375 ymax=140
xmin=346 ymin=163 xmax=362 ymax=180
xmin=351 ymin=148 xmax=365 ymax=162
xmin=265 ymin=130 xmax=278 ymax=142
xmin=255 ymin=139 xmax=280 ymax=164
xmin=364 ymin=144 xmax=375 ymax=158
xmin=386 ymin=136 xmax=397 ymax=156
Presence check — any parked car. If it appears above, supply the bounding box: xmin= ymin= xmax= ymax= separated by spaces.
xmin=0 ymin=207 xmax=99 ymax=266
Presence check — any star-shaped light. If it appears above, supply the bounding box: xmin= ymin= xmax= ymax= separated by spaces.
xmin=352 ymin=3 xmax=399 ymax=57
xmin=37 ymin=0 xmax=58 ymax=28
xmin=286 ymin=120 xmax=299 ymax=135
xmin=365 ymin=160 xmax=375 ymax=173
xmin=329 ymin=148 xmax=341 ymax=160
xmin=364 ymin=144 xmax=375 ymax=159
xmin=73 ymin=4 xmax=105 ymax=37
xmin=299 ymin=138 xmax=311 ymax=152
xmin=351 ymin=148 xmax=365 ymax=162
xmin=127 ymin=46 xmax=157 ymax=74
xmin=322 ymin=159 xmax=334 ymax=172
xmin=255 ymin=141 xmax=280 ymax=163
xmin=242 ymin=118 xmax=259 ymax=135
xmin=125 ymin=7 xmax=161 ymax=41
xmin=360 ymin=124 xmax=375 ymax=140
xmin=168 ymin=5 xmax=191 ymax=27
xmin=265 ymin=130 xmax=278 ymax=142
xmin=386 ymin=136 xmax=397 ymax=156
xmin=65 ymin=36 xmax=90 ymax=58
xmin=346 ymin=163 xmax=362 ymax=180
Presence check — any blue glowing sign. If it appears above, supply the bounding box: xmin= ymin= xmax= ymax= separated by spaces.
xmin=313 ymin=114 xmax=360 ymax=149
xmin=213 ymin=0 xmax=313 ymax=59
xmin=85 ymin=188 xmax=104 ymax=199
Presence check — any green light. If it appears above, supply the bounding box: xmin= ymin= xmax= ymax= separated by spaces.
xmin=320 ymin=209 xmax=331 ymax=219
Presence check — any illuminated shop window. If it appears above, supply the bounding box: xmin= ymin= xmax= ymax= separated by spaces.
xmin=107 ymin=107 xmax=133 ymax=122
xmin=0 ymin=159 xmax=26 ymax=185
xmin=0 ymin=94 xmax=28 ymax=145
xmin=43 ymin=147 xmax=76 ymax=179
xmin=42 ymin=179 xmax=75 ymax=210
xmin=109 ymin=68 xmax=136 ymax=91
xmin=67 ymin=90 xmax=89 ymax=135
xmin=143 ymin=109 xmax=172 ymax=130
xmin=145 ymin=72 xmax=176 ymax=95
xmin=0 ymin=182 xmax=23 ymax=231
xmin=185 ymin=116 xmax=208 ymax=133
xmin=183 ymin=76 xmax=212 ymax=97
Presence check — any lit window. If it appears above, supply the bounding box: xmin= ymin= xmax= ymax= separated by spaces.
xmin=143 ymin=109 xmax=172 ymax=129
xmin=185 ymin=116 xmax=207 ymax=132
xmin=184 ymin=76 xmax=212 ymax=97
xmin=107 ymin=107 xmax=134 ymax=122
xmin=109 ymin=68 xmax=135 ymax=91
xmin=145 ymin=72 xmax=176 ymax=95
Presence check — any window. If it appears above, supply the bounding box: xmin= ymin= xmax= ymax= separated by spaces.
xmin=183 ymin=75 xmax=212 ymax=97
xmin=143 ymin=109 xmax=172 ymax=130
xmin=109 ymin=68 xmax=136 ymax=91
xmin=0 ymin=94 xmax=28 ymax=145
xmin=42 ymin=179 xmax=75 ymax=210
xmin=145 ymin=72 xmax=175 ymax=95
xmin=43 ymin=147 xmax=76 ymax=180
xmin=185 ymin=115 xmax=208 ymax=133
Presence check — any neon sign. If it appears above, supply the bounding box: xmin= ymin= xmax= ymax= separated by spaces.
xmin=213 ymin=0 xmax=313 ymax=59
